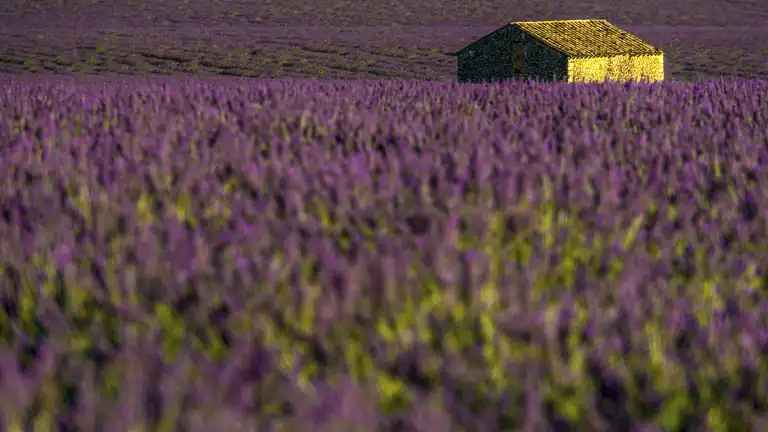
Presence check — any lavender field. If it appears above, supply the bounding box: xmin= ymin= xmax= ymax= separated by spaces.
xmin=1 ymin=76 xmax=767 ymax=431
xmin=1 ymin=0 xmax=768 ymax=431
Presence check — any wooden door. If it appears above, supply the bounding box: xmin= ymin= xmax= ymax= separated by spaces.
xmin=512 ymin=44 xmax=525 ymax=74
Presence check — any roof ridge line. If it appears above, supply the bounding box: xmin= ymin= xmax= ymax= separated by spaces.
xmin=511 ymin=19 xmax=608 ymax=24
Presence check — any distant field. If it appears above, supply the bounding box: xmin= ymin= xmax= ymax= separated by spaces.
xmin=1 ymin=0 xmax=767 ymax=82
xmin=3 ymin=0 xmax=768 ymax=27
xmin=1 ymin=25 xmax=767 ymax=82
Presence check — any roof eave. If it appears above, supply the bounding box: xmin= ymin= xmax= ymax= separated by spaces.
xmin=568 ymin=51 xmax=664 ymax=59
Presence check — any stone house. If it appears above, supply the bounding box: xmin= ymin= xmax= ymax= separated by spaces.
xmin=453 ymin=19 xmax=664 ymax=83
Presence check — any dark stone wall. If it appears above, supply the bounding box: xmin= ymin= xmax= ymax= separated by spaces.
xmin=457 ymin=25 xmax=516 ymax=83
xmin=457 ymin=25 xmax=568 ymax=83
xmin=522 ymin=34 xmax=568 ymax=82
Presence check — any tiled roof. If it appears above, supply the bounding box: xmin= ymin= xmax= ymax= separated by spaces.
xmin=511 ymin=19 xmax=662 ymax=58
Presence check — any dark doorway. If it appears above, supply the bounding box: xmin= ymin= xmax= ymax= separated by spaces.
xmin=512 ymin=44 xmax=525 ymax=74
